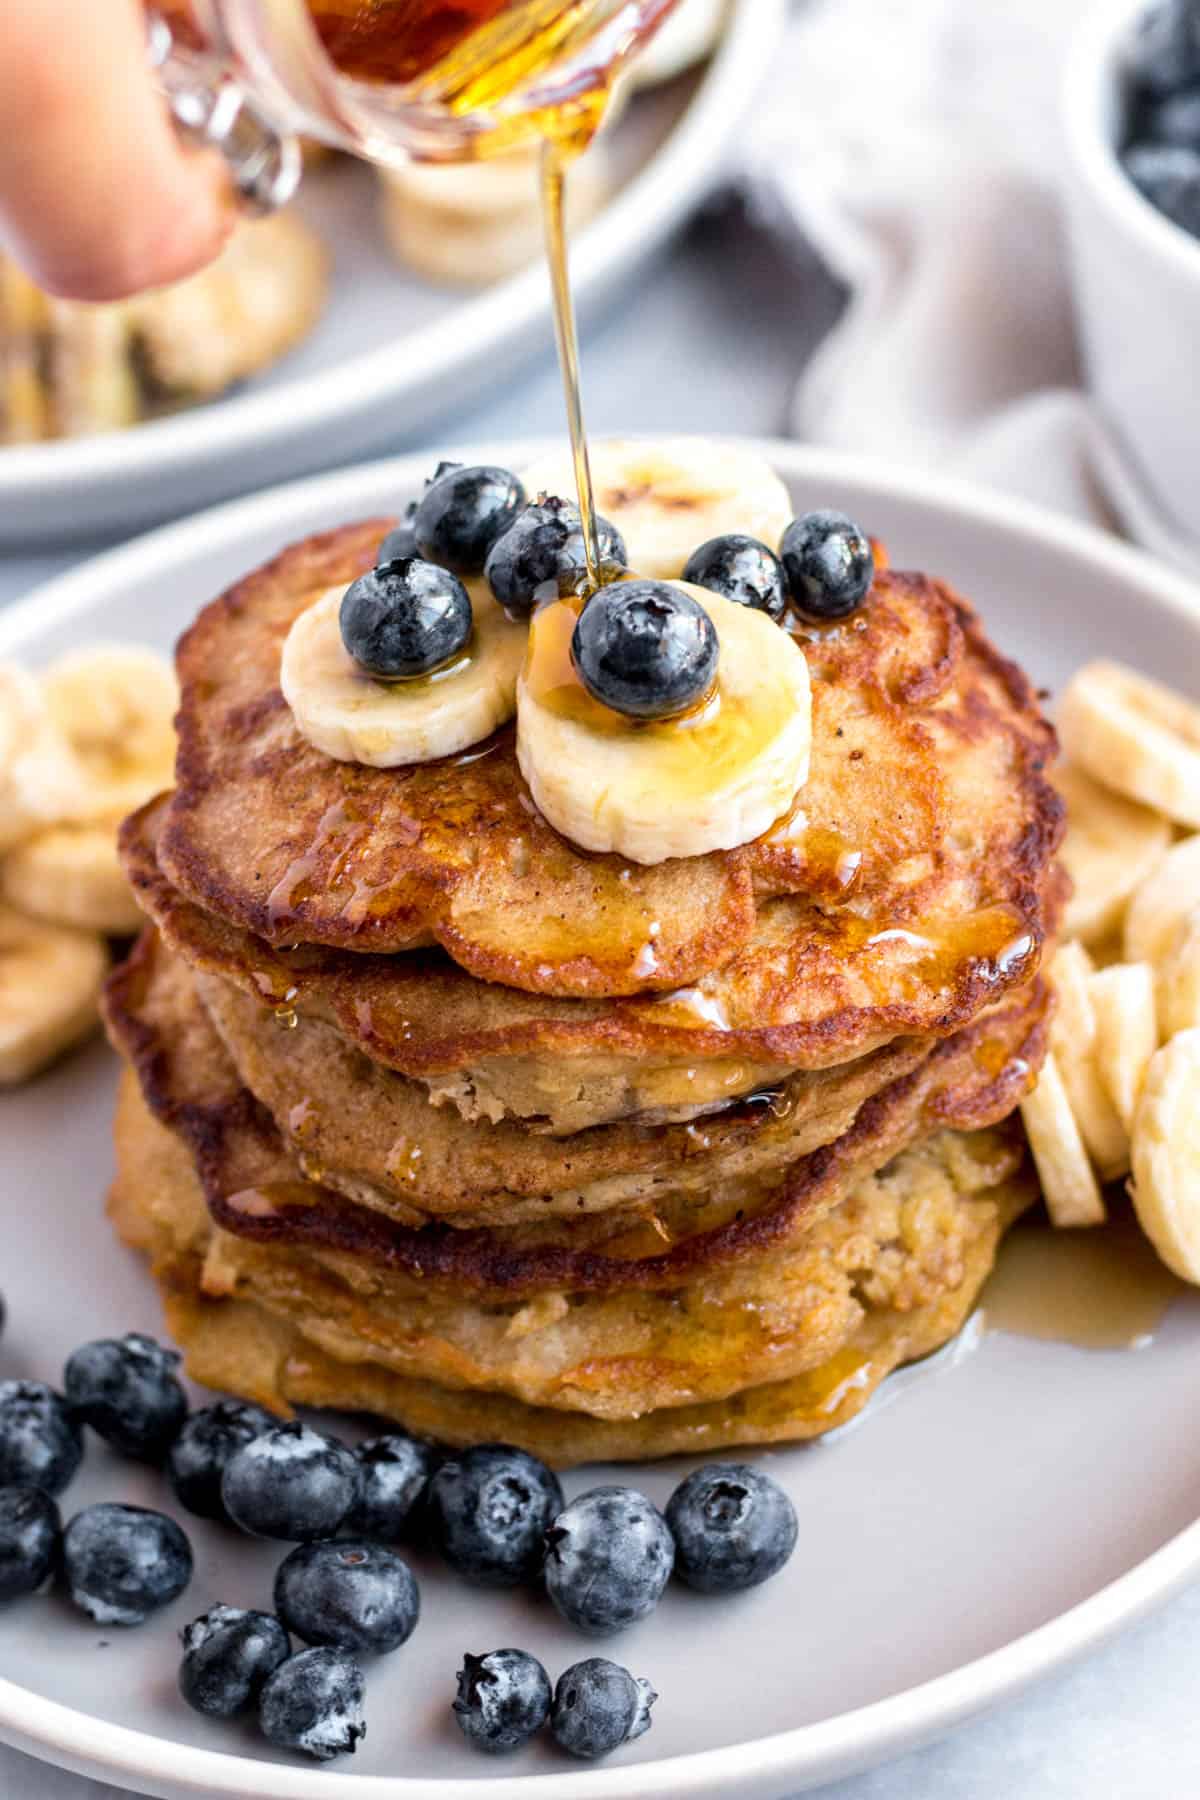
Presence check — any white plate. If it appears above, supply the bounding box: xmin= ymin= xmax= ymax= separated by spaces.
xmin=1 ymin=440 xmax=1199 ymax=1800
xmin=0 ymin=0 xmax=780 ymax=548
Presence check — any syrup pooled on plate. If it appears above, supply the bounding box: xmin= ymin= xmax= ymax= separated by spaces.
xmin=983 ymin=1209 xmax=1187 ymax=1352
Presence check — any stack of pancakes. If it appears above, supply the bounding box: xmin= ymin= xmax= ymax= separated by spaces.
xmin=103 ymin=521 xmax=1065 ymax=1464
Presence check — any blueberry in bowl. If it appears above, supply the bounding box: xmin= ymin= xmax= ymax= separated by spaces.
xmin=425 ymin=1443 xmax=562 ymax=1587
xmin=179 ymin=1604 xmax=291 ymax=1718
xmin=221 ymin=1420 xmax=362 ymax=1542
xmin=274 ymin=1540 xmax=420 ymax=1654
xmin=453 ymin=1647 xmax=552 ymax=1754
xmin=167 ymin=1399 xmax=275 ymax=1522
xmin=666 ymin=1462 xmax=798 ymax=1594
xmin=259 ymin=1645 xmax=366 ymax=1762
xmin=0 ymin=1379 xmax=83 ymax=1495
xmin=61 ymin=1502 xmax=192 ymax=1625
xmin=0 ymin=1486 xmax=61 ymax=1601
xmin=63 ymin=1333 xmax=188 ymax=1463
xmin=348 ymin=1432 xmax=435 ymax=1541
xmin=543 ymin=1486 xmax=674 ymax=1635
xmin=551 ymin=1657 xmax=656 ymax=1760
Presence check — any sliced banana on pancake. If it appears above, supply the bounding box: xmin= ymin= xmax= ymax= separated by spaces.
xmin=518 ymin=439 xmax=794 ymax=580
xmin=1047 ymin=941 xmax=1129 ymax=1180
xmin=1088 ymin=961 xmax=1159 ymax=1132
xmin=281 ymin=582 xmax=526 ymax=767
xmin=1055 ymin=760 xmax=1171 ymax=946
xmin=1059 ymin=661 xmax=1200 ymax=829
xmin=0 ymin=901 xmax=107 ymax=1085
xmin=41 ymin=645 xmax=178 ymax=822
xmin=517 ymin=581 xmax=810 ymax=863
xmin=1130 ymin=1029 xmax=1200 ymax=1282
xmin=1019 ymin=1051 xmax=1107 ymax=1228
xmin=1123 ymin=834 xmax=1200 ymax=966
xmin=1159 ymin=907 xmax=1200 ymax=1038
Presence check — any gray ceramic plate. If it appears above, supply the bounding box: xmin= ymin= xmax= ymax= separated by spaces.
xmin=0 ymin=0 xmax=780 ymax=547
xmin=1 ymin=440 xmax=1199 ymax=1800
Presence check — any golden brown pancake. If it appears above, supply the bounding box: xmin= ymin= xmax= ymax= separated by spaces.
xmin=128 ymin=797 xmax=1066 ymax=1131
xmin=156 ymin=527 xmax=1064 ymax=1000
xmin=110 ymin=1074 xmax=1034 ymax=1462
xmin=102 ymin=929 xmax=1047 ymax=1300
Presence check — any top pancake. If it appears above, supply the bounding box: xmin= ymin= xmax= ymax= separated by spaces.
xmin=158 ymin=522 xmax=1064 ymax=1000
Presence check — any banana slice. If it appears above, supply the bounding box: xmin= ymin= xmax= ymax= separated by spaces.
xmin=1020 ymin=1051 xmax=1107 ymax=1228
xmin=1 ymin=820 xmax=142 ymax=935
xmin=1123 ymin=834 xmax=1200 ymax=966
xmin=518 ymin=439 xmax=795 ymax=581
xmin=1047 ymin=941 xmax=1129 ymax=1180
xmin=41 ymin=645 xmax=178 ymax=822
xmin=281 ymin=582 xmax=526 ymax=767
xmin=0 ymin=902 xmax=107 ymax=1085
xmin=379 ymin=146 xmax=609 ymax=287
xmin=1089 ymin=961 xmax=1159 ymax=1132
xmin=0 ymin=663 xmax=88 ymax=852
xmin=1059 ymin=661 xmax=1200 ymax=829
xmin=1130 ymin=1029 xmax=1200 ymax=1281
xmin=517 ymin=581 xmax=811 ymax=863
xmin=1159 ymin=907 xmax=1200 ymax=1038
xmin=1055 ymin=760 xmax=1171 ymax=946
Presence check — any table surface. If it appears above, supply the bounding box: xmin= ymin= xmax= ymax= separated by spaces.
xmin=2 ymin=207 xmax=1197 ymax=1800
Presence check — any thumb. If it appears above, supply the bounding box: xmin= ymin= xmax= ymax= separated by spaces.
xmin=0 ymin=0 xmax=234 ymax=302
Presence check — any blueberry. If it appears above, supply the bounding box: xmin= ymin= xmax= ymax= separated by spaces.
xmin=543 ymin=1487 xmax=674 ymax=1635
xmin=378 ymin=505 xmax=418 ymax=566
xmin=425 ymin=1443 xmax=563 ymax=1588
xmin=166 ymin=1400 xmax=275 ymax=1522
xmin=1123 ymin=141 xmax=1200 ymax=236
xmin=572 ymin=580 xmax=719 ymax=721
xmin=222 ymin=1421 xmax=361 ymax=1542
xmin=348 ymin=1433 xmax=434 ymax=1540
xmin=780 ymin=510 xmax=874 ymax=620
xmin=259 ymin=1646 xmax=366 ymax=1762
xmin=179 ymin=1604 xmax=291 ymax=1718
xmin=484 ymin=496 xmax=628 ymax=617
xmin=0 ymin=1487 xmax=61 ymax=1601
xmin=550 ymin=1658 xmax=656 ymax=1760
xmin=453 ymin=1647 xmax=551 ymax=1755
xmin=61 ymin=1503 xmax=192 ymax=1625
xmin=1144 ymin=82 xmax=1200 ymax=146
xmin=1128 ymin=0 xmax=1200 ymax=96
xmin=666 ymin=1463 xmax=798 ymax=1594
xmin=0 ymin=1380 xmax=82 ymax=1495
xmin=340 ymin=558 xmax=472 ymax=680
xmin=63 ymin=1332 xmax=187 ymax=1462
xmin=412 ymin=463 xmax=526 ymax=575
xmin=274 ymin=1540 xmax=419 ymax=1655
xmin=682 ymin=533 xmax=787 ymax=620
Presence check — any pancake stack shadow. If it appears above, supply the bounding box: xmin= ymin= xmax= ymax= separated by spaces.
xmin=102 ymin=524 xmax=1066 ymax=1465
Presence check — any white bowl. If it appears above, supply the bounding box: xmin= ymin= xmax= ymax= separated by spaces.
xmin=1062 ymin=0 xmax=1200 ymax=545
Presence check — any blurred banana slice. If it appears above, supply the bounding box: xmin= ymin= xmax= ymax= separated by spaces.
xmin=1160 ymin=907 xmax=1200 ymax=1038
xmin=0 ymin=664 xmax=88 ymax=852
xmin=1059 ymin=661 xmax=1200 ymax=829
xmin=41 ymin=645 xmax=177 ymax=822
xmin=2 ymin=820 xmax=142 ymax=935
xmin=1055 ymin=760 xmax=1171 ymax=946
xmin=1047 ymin=941 xmax=1129 ymax=1180
xmin=1089 ymin=961 xmax=1159 ymax=1132
xmin=1130 ymin=1029 xmax=1200 ymax=1282
xmin=517 ymin=582 xmax=811 ymax=863
xmin=0 ymin=902 xmax=107 ymax=1085
xmin=379 ymin=146 xmax=609 ymax=287
xmin=1123 ymin=834 xmax=1200 ymax=967
xmin=626 ymin=0 xmax=726 ymax=87
xmin=1019 ymin=1051 xmax=1107 ymax=1228
xmin=282 ymin=582 xmax=525 ymax=767
xmin=518 ymin=439 xmax=794 ymax=581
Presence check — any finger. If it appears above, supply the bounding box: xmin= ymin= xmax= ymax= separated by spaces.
xmin=0 ymin=0 xmax=234 ymax=301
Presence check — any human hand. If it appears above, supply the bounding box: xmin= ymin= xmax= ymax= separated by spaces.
xmin=0 ymin=0 xmax=233 ymax=301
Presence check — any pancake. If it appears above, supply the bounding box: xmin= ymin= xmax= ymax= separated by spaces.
xmin=128 ymin=797 xmax=1066 ymax=1131
xmin=110 ymin=1075 xmax=1034 ymax=1462
xmin=156 ymin=525 xmax=1064 ymax=1001
xmin=103 ymin=930 xmax=1047 ymax=1300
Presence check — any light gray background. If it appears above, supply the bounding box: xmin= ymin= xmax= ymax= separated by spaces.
xmin=1 ymin=210 xmax=1196 ymax=1798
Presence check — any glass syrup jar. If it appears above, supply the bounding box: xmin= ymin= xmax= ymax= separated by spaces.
xmin=149 ymin=0 xmax=682 ymax=209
